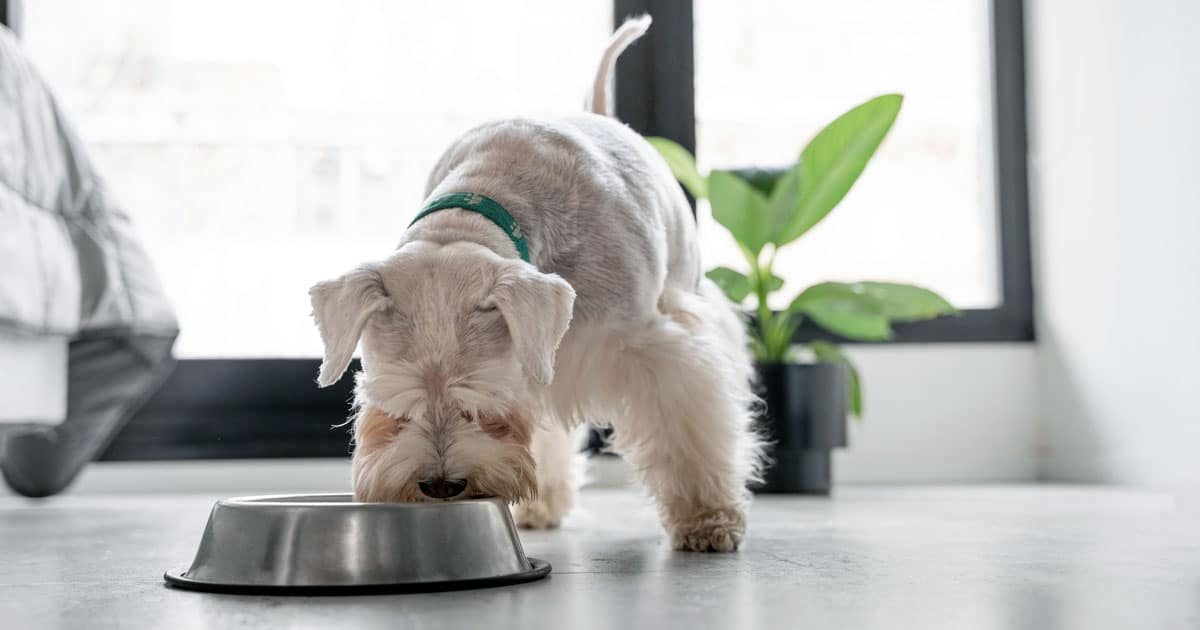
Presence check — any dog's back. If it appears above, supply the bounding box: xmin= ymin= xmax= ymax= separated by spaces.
xmin=422 ymin=16 xmax=701 ymax=323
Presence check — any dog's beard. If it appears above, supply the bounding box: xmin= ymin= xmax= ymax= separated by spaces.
xmin=351 ymin=404 xmax=537 ymax=504
xmin=350 ymin=355 xmax=538 ymax=503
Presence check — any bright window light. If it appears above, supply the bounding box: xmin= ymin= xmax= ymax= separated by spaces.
xmin=695 ymin=0 xmax=999 ymax=310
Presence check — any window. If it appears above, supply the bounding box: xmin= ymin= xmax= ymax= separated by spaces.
xmin=22 ymin=0 xmax=612 ymax=358
xmin=11 ymin=0 xmax=1031 ymax=459
xmin=694 ymin=0 xmax=999 ymax=310
xmin=615 ymin=0 xmax=1032 ymax=343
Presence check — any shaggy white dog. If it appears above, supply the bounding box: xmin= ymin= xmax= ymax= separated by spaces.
xmin=310 ymin=16 xmax=762 ymax=552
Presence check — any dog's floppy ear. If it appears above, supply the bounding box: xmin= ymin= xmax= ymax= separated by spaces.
xmin=484 ymin=263 xmax=576 ymax=385
xmin=309 ymin=265 xmax=390 ymax=387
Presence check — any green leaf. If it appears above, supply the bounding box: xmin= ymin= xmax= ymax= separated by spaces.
xmin=805 ymin=302 xmax=892 ymax=341
xmin=765 ymin=164 xmax=803 ymax=245
xmin=708 ymin=170 xmax=771 ymax=256
xmin=727 ymin=167 xmax=787 ymax=197
xmin=766 ymin=272 xmax=784 ymax=292
xmin=809 ymin=340 xmax=863 ymax=418
xmin=788 ymin=282 xmax=893 ymax=341
xmin=853 ymin=281 xmax=958 ymax=322
xmin=758 ymin=311 xmax=798 ymax=362
xmin=647 ymin=137 xmax=708 ymax=199
xmin=777 ymin=94 xmax=904 ymax=245
xmin=748 ymin=268 xmax=785 ymax=295
xmin=706 ymin=267 xmax=752 ymax=304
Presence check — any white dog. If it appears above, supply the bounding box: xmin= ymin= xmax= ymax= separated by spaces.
xmin=310 ymin=16 xmax=761 ymax=552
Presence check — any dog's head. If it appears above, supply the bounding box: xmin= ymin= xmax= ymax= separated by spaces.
xmin=309 ymin=241 xmax=574 ymax=503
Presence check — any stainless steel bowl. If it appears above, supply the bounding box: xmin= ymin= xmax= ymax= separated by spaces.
xmin=164 ymin=493 xmax=550 ymax=594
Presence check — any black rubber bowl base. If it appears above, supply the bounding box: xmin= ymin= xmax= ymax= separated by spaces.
xmin=163 ymin=557 xmax=551 ymax=595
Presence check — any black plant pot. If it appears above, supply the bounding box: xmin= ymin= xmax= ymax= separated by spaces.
xmin=752 ymin=362 xmax=849 ymax=495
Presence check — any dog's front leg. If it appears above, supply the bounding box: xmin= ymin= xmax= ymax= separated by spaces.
xmin=512 ymin=423 xmax=582 ymax=529
xmin=607 ymin=317 xmax=759 ymax=552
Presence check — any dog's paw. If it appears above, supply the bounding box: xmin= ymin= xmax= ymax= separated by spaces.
xmin=512 ymin=480 xmax=574 ymax=530
xmin=669 ymin=507 xmax=746 ymax=552
xmin=512 ymin=501 xmax=563 ymax=530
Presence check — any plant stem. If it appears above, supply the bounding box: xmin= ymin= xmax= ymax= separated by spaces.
xmin=755 ymin=250 xmax=778 ymax=361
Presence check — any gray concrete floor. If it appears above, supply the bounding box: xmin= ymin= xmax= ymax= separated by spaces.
xmin=1 ymin=486 xmax=1198 ymax=629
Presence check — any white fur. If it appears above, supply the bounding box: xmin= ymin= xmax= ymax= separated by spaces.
xmin=309 ymin=15 xmax=763 ymax=551
xmin=588 ymin=14 xmax=652 ymax=116
xmin=512 ymin=423 xmax=587 ymax=529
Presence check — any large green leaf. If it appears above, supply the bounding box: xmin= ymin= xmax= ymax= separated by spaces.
xmin=805 ymin=302 xmax=892 ymax=341
xmin=647 ymin=137 xmax=707 ymax=199
xmin=776 ymin=94 xmax=904 ymax=246
xmin=765 ymin=164 xmax=803 ymax=245
xmin=853 ymin=281 xmax=958 ymax=321
xmin=724 ymin=165 xmax=805 ymax=246
xmin=706 ymin=267 xmax=751 ymax=304
xmin=788 ymin=282 xmax=893 ymax=341
xmin=708 ymin=170 xmax=770 ymax=256
xmin=809 ymin=340 xmax=863 ymax=418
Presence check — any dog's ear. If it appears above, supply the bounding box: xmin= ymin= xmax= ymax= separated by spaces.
xmin=484 ymin=264 xmax=576 ymax=385
xmin=309 ymin=265 xmax=390 ymax=387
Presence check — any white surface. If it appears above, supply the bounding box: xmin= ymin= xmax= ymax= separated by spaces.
xmin=0 ymin=334 xmax=66 ymax=424
xmin=1028 ymin=0 xmax=1200 ymax=485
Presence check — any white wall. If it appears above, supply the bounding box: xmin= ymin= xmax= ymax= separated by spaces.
xmin=0 ymin=335 xmax=66 ymax=424
xmin=1029 ymin=0 xmax=1200 ymax=485
xmin=837 ymin=344 xmax=1038 ymax=483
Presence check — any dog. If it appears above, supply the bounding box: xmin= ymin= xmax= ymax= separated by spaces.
xmin=309 ymin=16 xmax=762 ymax=552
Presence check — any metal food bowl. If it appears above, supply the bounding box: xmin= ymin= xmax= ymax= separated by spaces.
xmin=164 ymin=493 xmax=550 ymax=594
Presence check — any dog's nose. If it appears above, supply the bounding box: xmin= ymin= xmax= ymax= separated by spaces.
xmin=417 ymin=478 xmax=468 ymax=499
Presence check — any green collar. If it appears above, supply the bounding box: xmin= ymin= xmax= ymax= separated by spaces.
xmin=409 ymin=193 xmax=530 ymax=262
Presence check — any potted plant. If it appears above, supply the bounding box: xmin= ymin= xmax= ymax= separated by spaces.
xmin=648 ymin=94 xmax=957 ymax=494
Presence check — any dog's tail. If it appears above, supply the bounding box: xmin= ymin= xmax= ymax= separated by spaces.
xmin=588 ymin=15 xmax=652 ymax=117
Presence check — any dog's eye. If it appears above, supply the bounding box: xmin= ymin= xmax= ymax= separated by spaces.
xmin=474 ymin=303 xmax=498 ymax=313
xmin=356 ymin=408 xmax=408 ymax=449
xmin=477 ymin=412 xmax=512 ymax=439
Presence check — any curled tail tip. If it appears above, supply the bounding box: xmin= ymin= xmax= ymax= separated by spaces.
xmin=589 ymin=14 xmax=654 ymax=117
xmin=613 ymin=14 xmax=652 ymax=46
xmin=623 ymin=13 xmax=653 ymax=33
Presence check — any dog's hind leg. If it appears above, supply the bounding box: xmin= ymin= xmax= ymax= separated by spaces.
xmin=607 ymin=284 xmax=763 ymax=551
xmin=513 ymin=423 xmax=584 ymax=529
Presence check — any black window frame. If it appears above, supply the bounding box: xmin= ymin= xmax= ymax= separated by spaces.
xmin=11 ymin=0 xmax=1029 ymax=461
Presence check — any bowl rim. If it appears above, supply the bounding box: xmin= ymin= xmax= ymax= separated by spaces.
xmin=217 ymin=493 xmax=507 ymax=508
